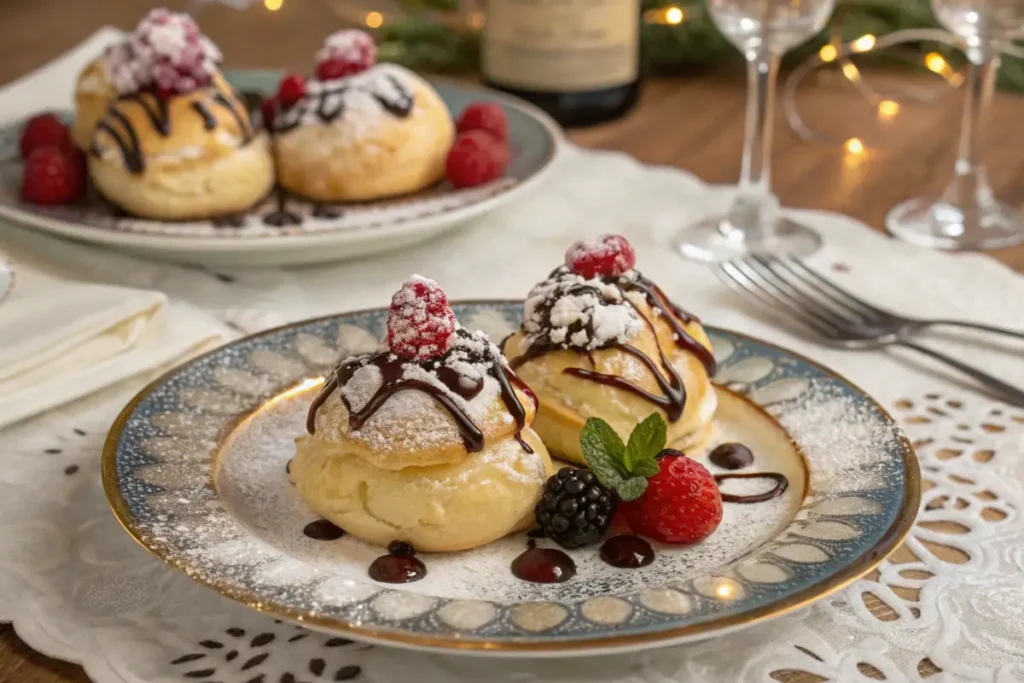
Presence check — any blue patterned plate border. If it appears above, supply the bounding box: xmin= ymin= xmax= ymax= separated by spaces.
xmin=103 ymin=302 xmax=920 ymax=656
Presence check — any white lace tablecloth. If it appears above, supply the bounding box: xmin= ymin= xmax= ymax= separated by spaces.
xmin=2 ymin=145 xmax=1024 ymax=683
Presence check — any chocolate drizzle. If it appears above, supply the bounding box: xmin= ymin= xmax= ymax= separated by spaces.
xmin=509 ymin=267 xmax=712 ymax=423
xmin=122 ymin=91 xmax=170 ymax=135
xmin=714 ymin=472 xmax=789 ymax=503
xmin=213 ymin=91 xmax=254 ymax=143
xmin=307 ymin=329 xmax=535 ymax=455
xmin=272 ymin=69 xmax=415 ymax=134
xmin=90 ymin=85 xmax=256 ymax=175
xmin=191 ymin=101 xmax=217 ymax=130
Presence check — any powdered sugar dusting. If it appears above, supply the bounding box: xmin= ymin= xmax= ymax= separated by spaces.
xmin=315 ymin=29 xmax=377 ymax=69
xmin=104 ymin=9 xmax=222 ymax=95
xmin=775 ymin=381 xmax=904 ymax=492
xmin=274 ymin=64 xmax=416 ymax=137
xmin=522 ymin=266 xmax=643 ymax=351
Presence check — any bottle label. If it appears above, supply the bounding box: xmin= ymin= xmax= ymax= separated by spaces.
xmin=483 ymin=0 xmax=639 ymax=92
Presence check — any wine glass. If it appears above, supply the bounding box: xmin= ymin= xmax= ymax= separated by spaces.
xmin=886 ymin=0 xmax=1024 ymax=250
xmin=674 ymin=0 xmax=834 ymax=263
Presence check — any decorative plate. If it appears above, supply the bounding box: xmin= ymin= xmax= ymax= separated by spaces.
xmin=103 ymin=302 xmax=919 ymax=657
xmin=0 ymin=73 xmax=560 ymax=268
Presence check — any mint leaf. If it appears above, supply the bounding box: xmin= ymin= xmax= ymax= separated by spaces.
xmin=631 ymin=457 xmax=661 ymax=478
xmin=624 ymin=413 xmax=667 ymax=473
xmin=616 ymin=476 xmax=649 ymax=501
xmin=580 ymin=417 xmax=628 ymax=487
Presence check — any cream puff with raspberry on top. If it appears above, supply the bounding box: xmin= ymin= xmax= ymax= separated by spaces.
xmin=503 ymin=235 xmax=718 ymax=465
xmin=290 ymin=276 xmax=553 ymax=553
xmin=267 ymin=30 xmax=455 ymax=202
xmin=85 ymin=9 xmax=274 ymax=220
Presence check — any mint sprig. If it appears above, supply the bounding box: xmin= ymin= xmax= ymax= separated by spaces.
xmin=580 ymin=413 xmax=667 ymax=501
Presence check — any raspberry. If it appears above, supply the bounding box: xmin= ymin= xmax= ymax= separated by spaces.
xmin=445 ymin=131 xmax=509 ymax=189
xmin=20 ymin=114 xmax=72 ymax=158
xmin=21 ymin=145 xmax=85 ymax=205
xmin=386 ymin=275 xmax=457 ymax=360
xmin=277 ymin=73 xmax=306 ymax=108
xmin=535 ymin=468 xmax=616 ymax=549
xmin=457 ymin=102 xmax=509 ymax=141
xmin=565 ymin=234 xmax=637 ymax=279
xmin=619 ymin=452 xmax=723 ymax=544
xmin=315 ymin=30 xmax=376 ymax=81
xmin=260 ymin=95 xmax=279 ymax=130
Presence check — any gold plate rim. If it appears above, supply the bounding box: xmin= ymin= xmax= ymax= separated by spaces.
xmin=102 ymin=301 xmax=921 ymax=655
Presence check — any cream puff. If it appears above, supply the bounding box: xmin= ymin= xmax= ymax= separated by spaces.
xmin=503 ymin=235 xmax=718 ymax=465
xmin=267 ymin=30 xmax=454 ymax=202
xmin=290 ymin=276 xmax=553 ymax=553
xmin=85 ymin=9 xmax=274 ymax=220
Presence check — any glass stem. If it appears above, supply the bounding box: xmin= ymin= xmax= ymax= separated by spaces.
xmin=946 ymin=50 xmax=999 ymax=208
xmin=725 ymin=53 xmax=781 ymax=240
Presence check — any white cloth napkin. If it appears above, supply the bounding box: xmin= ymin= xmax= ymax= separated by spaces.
xmin=0 ymin=248 xmax=229 ymax=430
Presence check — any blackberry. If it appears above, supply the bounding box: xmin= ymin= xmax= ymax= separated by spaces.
xmin=534 ymin=467 xmax=616 ymax=549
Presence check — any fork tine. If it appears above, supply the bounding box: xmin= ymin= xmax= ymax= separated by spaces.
xmin=779 ymin=258 xmax=886 ymax=319
xmin=748 ymin=255 xmax=866 ymax=326
xmin=718 ymin=262 xmax=840 ymax=338
xmin=738 ymin=257 xmax=857 ymax=330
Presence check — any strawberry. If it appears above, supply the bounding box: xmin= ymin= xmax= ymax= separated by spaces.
xmin=445 ymin=130 xmax=509 ymax=188
xmin=386 ymin=275 xmax=458 ymax=360
xmin=21 ymin=145 xmax=85 ymax=205
xmin=20 ymin=113 xmax=72 ymax=158
xmin=565 ymin=234 xmax=637 ymax=279
xmin=457 ymin=102 xmax=508 ymax=141
xmin=619 ymin=452 xmax=723 ymax=544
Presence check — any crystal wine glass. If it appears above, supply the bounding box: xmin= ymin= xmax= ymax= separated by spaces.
xmin=886 ymin=0 xmax=1024 ymax=250
xmin=674 ymin=0 xmax=834 ymax=262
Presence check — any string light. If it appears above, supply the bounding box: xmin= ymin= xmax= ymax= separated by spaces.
xmin=264 ymin=0 xmax=282 ymax=10
xmin=925 ymin=52 xmax=950 ymax=74
xmin=666 ymin=7 xmax=685 ymax=24
xmin=644 ymin=6 xmax=686 ymax=25
xmin=819 ymin=44 xmax=839 ymax=62
xmin=851 ymin=34 xmax=876 ymax=52
xmin=845 ymin=137 xmax=865 ymax=155
xmin=878 ymin=99 xmax=900 ymax=118
xmin=841 ymin=62 xmax=862 ymax=82
xmin=365 ymin=11 xmax=383 ymax=28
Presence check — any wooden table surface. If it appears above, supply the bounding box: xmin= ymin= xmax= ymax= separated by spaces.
xmin=1 ymin=1 xmax=1021 ymax=682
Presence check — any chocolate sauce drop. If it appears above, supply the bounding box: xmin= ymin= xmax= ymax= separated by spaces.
xmin=599 ymin=535 xmax=655 ymax=568
xmin=312 ymin=204 xmax=342 ymax=220
xmin=511 ymin=548 xmax=576 ymax=584
xmin=303 ymin=519 xmax=345 ymax=540
xmin=709 ymin=443 xmax=754 ymax=470
xmin=264 ymin=187 xmax=301 ymax=227
xmin=212 ymin=214 xmax=245 ymax=227
xmin=715 ymin=472 xmax=789 ymax=504
xmin=369 ymin=543 xmax=427 ymax=584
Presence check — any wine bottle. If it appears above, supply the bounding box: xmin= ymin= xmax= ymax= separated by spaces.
xmin=481 ymin=0 xmax=643 ymax=128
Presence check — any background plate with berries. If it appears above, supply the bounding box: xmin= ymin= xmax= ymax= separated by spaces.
xmin=0 ymin=72 xmax=560 ymax=268
xmin=103 ymin=301 xmax=919 ymax=657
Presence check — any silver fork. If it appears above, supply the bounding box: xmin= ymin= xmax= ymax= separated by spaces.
xmin=717 ymin=256 xmax=1024 ymax=407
